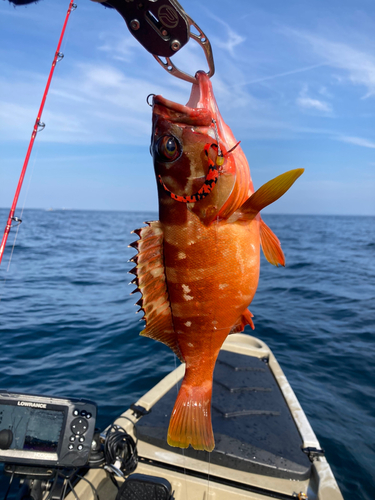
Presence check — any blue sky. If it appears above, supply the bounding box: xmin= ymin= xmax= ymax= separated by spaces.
xmin=0 ymin=0 xmax=374 ymax=215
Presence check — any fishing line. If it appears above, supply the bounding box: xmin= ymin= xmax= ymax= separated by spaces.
xmin=173 ymin=354 xmax=178 ymax=396
xmin=173 ymin=354 xmax=189 ymax=500
xmin=206 ymin=215 xmax=220 ymax=500
xmin=6 ymin=226 xmax=20 ymax=275
xmin=19 ymin=143 xmax=40 ymax=221
xmin=211 ymin=119 xmax=221 ymax=157
xmin=0 ymin=142 xmax=41 ymax=306
xmin=207 ymin=450 xmax=211 ymax=499
xmin=6 ymin=141 xmax=41 ymax=274
xmin=182 ymin=447 xmax=189 ymax=500
xmin=60 ymin=2 xmax=76 ymax=57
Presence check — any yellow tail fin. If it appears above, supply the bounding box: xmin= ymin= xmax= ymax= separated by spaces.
xmin=167 ymin=378 xmax=214 ymax=452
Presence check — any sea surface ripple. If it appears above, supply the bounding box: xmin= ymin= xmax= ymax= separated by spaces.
xmin=0 ymin=209 xmax=374 ymax=500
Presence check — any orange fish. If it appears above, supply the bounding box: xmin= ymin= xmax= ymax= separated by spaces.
xmin=130 ymin=71 xmax=303 ymax=452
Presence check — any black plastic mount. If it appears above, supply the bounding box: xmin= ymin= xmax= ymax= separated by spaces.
xmin=302 ymin=447 xmax=325 ymax=461
xmin=130 ymin=403 xmax=151 ymax=419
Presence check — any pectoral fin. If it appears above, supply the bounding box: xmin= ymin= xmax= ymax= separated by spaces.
xmin=259 ymin=218 xmax=285 ymax=267
xmin=130 ymin=221 xmax=183 ymax=362
xmin=239 ymin=168 xmax=304 ymax=217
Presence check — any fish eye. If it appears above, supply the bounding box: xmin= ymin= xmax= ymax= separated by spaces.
xmin=155 ymin=135 xmax=182 ymax=162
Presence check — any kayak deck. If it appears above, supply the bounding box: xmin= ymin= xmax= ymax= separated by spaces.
xmin=67 ymin=334 xmax=343 ymax=500
xmin=137 ymin=349 xmax=311 ymax=480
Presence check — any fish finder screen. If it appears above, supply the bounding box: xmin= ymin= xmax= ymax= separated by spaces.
xmin=0 ymin=404 xmax=65 ymax=453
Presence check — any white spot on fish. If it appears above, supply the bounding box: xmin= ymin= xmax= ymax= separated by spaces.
xmin=184 ymin=294 xmax=194 ymax=301
xmin=178 ymin=252 xmax=186 ymax=260
xmin=185 ymin=321 xmax=192 ymax=327
xmin=182 ymin=284 xmax=191 ymax=293
xmin=187 ymin=343 xmax=194 ymax=348
xmin=219 ymin=283 xmax=229 ymax=290
xmin=150 ymin=268 xmax=162 ymax=278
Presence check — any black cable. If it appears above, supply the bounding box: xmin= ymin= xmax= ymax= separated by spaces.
xmin=61 ymin=479 xmax=69 ymax=500
xmin=66 ymin=480 xmax=79 ymax=500
xmin=104 ymin=424 xmax=138 ymax=475
xmin=43 ymin=476 xmax=59 ymax=500
xmin=43 ymin=468 xmax=77 ymax=500
xmin=116 ymin=416 xmax=139 ymax=446
xmin=106 ymin=470 xmax=120 ymax=490
xmin=62 ymin=469 xmax=81 ymax=500
xmin=76 ymin=474 xmax=100 ymax=500
xmin=2 ymin=470 xmax=14 ymax=500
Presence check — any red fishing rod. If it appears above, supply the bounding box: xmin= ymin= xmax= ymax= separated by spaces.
xmin=0 ymin=0 xmax=77 ymax=267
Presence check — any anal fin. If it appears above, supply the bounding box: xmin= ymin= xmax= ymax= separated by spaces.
xmin=260 ymin=218 xmax=285 ymax=267
xmin=130 ymin=221 xmax=182 ymax=362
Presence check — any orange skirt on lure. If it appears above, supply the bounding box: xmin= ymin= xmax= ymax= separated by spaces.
xmin=130 ymin=71 xmax=303 ymax=452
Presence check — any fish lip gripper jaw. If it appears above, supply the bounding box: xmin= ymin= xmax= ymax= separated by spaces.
xmin=103 ymin=0 xmax=215 ymax=84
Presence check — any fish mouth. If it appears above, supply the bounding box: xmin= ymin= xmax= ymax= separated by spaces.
xmin=153 ymin=71 xmax=214 ymax=127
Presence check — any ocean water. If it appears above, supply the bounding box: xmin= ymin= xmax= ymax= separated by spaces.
xmin=0 ymin=208 xmax=374 ymax=500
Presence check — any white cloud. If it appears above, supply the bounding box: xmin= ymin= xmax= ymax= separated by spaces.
xmin=283 ymin=28 xmax=375 ymax=98
xmin=296 ymin=85 xmax=332 ymax=114
xmin=338 ymin=136 xmax=375 ymax=149
xmin=213 ymin=28 xmax=245 ymax=57
xmin=98 ymin=32 xmax=141 ymax=63
xmin=204 ymin=12 xmax=246 ymax=57
xmin=297 ymin=96 xmax=332 ymax=113
xmin=0 ymin=60 xmax=192 ymax=145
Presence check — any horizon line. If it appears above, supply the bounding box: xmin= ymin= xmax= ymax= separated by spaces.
xmin=0 ymin=207 xmax=373 ymax=217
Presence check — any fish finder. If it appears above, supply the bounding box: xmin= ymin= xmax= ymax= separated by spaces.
xmin=0 ymin=390 xmax=97 ymax=468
